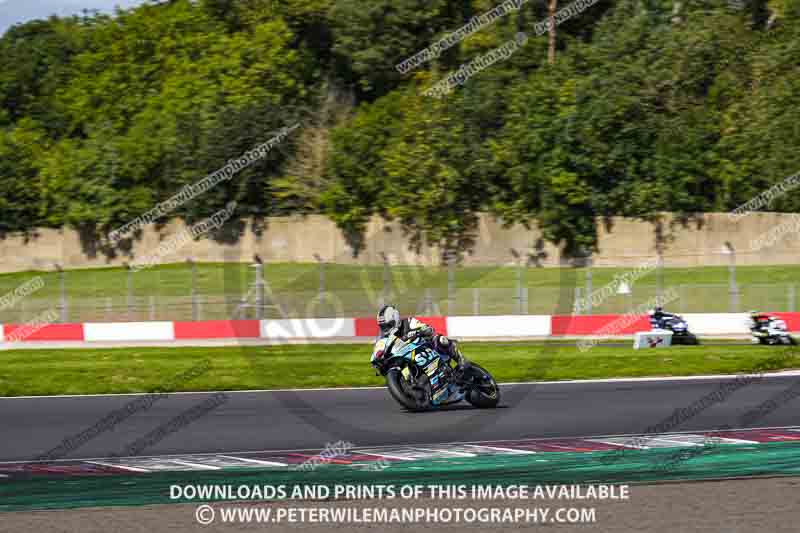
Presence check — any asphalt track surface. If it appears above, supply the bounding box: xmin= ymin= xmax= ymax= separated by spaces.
xmin=2 ymin=373 xmax=800 ymax=463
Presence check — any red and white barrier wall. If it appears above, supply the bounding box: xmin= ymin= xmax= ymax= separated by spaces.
xmin=1 ymin=313 xmax=799 ymax=343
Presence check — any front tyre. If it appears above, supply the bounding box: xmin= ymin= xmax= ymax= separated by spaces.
xmin=463 ymin=363 xmax=501 ymax=408
xmin=386 ymin=367 xmax=431 ymax=411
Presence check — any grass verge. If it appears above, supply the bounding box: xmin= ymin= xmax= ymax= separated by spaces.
xmin=1 ymin=342 xmax=798 ymax=396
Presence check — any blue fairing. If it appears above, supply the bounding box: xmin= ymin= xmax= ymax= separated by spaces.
xmin=386 ymin=337 xmax=463 ymax=406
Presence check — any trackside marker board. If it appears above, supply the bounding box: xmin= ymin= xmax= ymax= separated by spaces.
xmin=634 ymin=330 xmax=673 ymax=349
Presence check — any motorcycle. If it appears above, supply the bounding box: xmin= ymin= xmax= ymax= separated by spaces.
xmin=651 ymin=313 xmax=699 ymax=345
xmin=370 ymin=330 xmax=500 ymax=411
xmin=750 ymin=315 xmax=797 ymax=345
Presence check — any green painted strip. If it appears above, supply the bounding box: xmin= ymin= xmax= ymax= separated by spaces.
xmin=3 ymin=442 xmax=800 ymax=511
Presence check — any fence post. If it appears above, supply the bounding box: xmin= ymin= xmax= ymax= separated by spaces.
xmin=724 ymin=242 xmax=739 ymax=312
xmin=56 ymin=264 xmax=67 ymax=323
xmin=522 ymin=287 xmax=529 ymax=315
xmin=253 ymin=261 xmax=265 ymax=320
xmin=313 ymin=254 xmax=325 ymax=295
xmin=656 ymin=252 xmax=664 ymax=302
xmin=189 ymin=258 xmax=198 ymax=321
xmin=149 ymin=295 xmax=156 ymax=321
xmin=473 ymin=287 xmax=480 ymax=316
xmin=447 ymin=254 xmax=455 ymax=316
xmin=574 ymin=286 xmax=583 ymax=315
xmin=126 ymin=263 xmax=133 ymax=321
xmin=424 ymin=288 xmax=433 ymax=316
xmin=381 ymin=252 xmax=391 ymax=304
xmin=586 ymin=258 xmax=593 ymax=315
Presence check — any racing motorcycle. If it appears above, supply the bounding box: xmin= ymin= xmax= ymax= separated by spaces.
xmin=370 ymin=330 xmax=500 ymax=411
xmin=750 ymin=314 xmax=797 ymax=345
xmin=650 ymin=312 xmax=699 ymax=345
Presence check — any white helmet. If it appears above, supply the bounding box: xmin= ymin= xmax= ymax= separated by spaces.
xmin=377 ymin=305 xmax=400 ymax=336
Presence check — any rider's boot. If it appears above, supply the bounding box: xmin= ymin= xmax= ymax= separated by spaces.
xmin=451 ymin=345 xmax=466 ymax=384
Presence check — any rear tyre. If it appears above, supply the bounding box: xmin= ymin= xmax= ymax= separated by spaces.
xmin=463 ymin=363 xmax=500 ymax=408
xmin=386 ymin=367 xmax=431 ymax=411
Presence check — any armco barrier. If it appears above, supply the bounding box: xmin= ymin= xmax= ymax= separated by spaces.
xmin=1 ymin=313 xmax=799 ymax=343
xmin=680 ymin=313 xmax=750 ymax=336
xmin=174 ymin=320 xmax=260 ymax=339
xmin=550 ymin=314 xmax=650 ymax=336
xmin=83 ymin=321 xmax=174 ymax=342
xmin=447 ymin=315 xmax=550 ymax=337
xmin=260 ymin=318 xmax=355 ymax=339
xmin=2 ymin=323 xmax=83 ymax=341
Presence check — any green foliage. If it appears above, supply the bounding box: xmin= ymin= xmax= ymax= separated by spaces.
xmin=1 ymin=0 xmax=799 ymax=260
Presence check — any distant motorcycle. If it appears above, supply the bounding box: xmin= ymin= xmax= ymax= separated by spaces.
xmin=650 ymin=311 xmax=699 ymax=345
xmin=749 ymin=314 xmax=797 ymax=345
xmin=370 ymin=330 xmax=500 ymax=411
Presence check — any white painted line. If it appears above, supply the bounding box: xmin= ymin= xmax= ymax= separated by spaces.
xmin=87 ymin=461 xmax=150 ymax=473
xmin=168 ymin=459 xmax=221 ymax=471
xmin=415 ymin=448 xmax=477 ymax=458
xmin=588 ymin=439 xmax=650 ymax=449
xmin=7 ymin=370 xmax=800 ymax=399
xmin=647 ymin=437 xmax=703 ymax=447
xmin=218 ymin=455 xmax=287 ymax=467
xmin=711 ymin=437 xmax=760 ymax=444
xmin=358 ymin=452 xmax=415 ymax=461
xmin=464 ymin=445 xmax=536 ymax=455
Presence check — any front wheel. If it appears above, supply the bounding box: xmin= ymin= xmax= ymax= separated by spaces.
xmin=386 ymin=367 xmax=431 ymax=411
xmin=463 ymin=363 xmax=501 ymax=408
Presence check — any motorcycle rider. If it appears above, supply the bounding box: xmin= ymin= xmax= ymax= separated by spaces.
xmin=376 ymin=305 xmax=465 ymax=373
xmin=748 ymin=310 xmax=772 ymax=339
xmin=648 ymin=307 xmax=676 ymax=329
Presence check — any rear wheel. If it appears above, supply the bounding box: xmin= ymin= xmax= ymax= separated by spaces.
xmin=386 ymin=367 xmax=431 ymax=411
xmin=463 ymin=363 xmax=500 ymax=408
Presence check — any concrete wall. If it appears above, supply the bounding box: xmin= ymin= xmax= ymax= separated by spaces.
xmin=0 ymin=212 xmax=797 ymax=273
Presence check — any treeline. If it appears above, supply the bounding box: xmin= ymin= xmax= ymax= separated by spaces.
xmin=1 ymin=0 xmax=799 ymax=258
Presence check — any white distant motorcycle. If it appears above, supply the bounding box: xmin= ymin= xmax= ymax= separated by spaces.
xmin=749 ymin=313 xmax=797 ymax=345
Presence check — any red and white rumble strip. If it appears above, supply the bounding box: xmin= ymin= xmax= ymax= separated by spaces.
xmin=0 ymin=312 xmax=798 ymax=343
